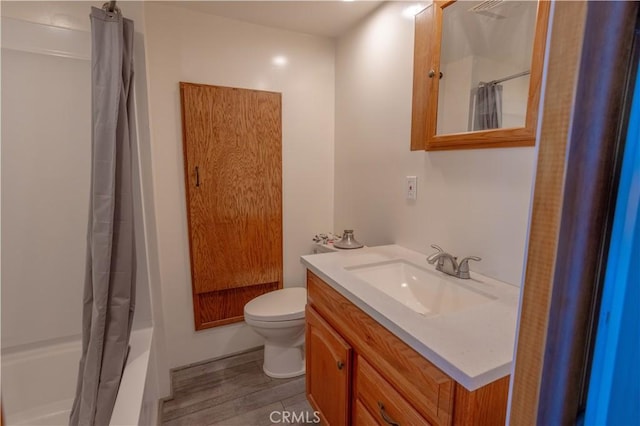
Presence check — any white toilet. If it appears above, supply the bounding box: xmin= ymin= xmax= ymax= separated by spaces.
xmin=244 ymin=243 xmax=345 ymax=378
xmin=244 ymin=287 xmax=307 ymax=378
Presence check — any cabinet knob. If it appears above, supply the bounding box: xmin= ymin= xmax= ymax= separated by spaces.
xmin=337 ymin=360 xmax=344 ymax=370
xmin=377 ymin=402 xmax=400 ymax=426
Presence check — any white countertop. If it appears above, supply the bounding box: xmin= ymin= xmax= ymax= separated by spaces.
xmin=300 ymin=244 xmax=520 ymax=391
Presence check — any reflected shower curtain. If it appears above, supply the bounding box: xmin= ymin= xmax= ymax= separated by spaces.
xmin=474 ymin=83 xmax=503 ymax=131
xmin=70 ymin=7 xmax=135 ymax=426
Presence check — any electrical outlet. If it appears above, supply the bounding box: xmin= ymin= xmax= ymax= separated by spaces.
xmin=406 ymin=176 xmax=417 ymax=200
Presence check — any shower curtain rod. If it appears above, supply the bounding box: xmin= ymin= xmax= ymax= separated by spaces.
xmin=482 ymin=70 xmax=531 ymax=86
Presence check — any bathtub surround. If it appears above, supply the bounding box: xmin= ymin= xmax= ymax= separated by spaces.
xmin=2 ymin=1 xmax=165 ymax=419
xmin=0 ymin=5 xmax=154 ymax=350
xmin=2 ymin=327 xmax=154 ymax=425
xmin=70 ymin=8 xmax=136 ymax=425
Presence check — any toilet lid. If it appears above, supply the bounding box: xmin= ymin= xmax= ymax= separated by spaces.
xmin=244 ymin=287 xmax=307 ymax=322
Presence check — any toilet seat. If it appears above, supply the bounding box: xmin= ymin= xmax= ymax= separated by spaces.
xmin=244 ymin=287 xmax=306 ymax=322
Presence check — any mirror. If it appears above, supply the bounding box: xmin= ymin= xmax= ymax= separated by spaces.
xmin=437 ymin=1 xmax=537 ymax=134
xmin=410 ymin=0 xmax=550 ymax=151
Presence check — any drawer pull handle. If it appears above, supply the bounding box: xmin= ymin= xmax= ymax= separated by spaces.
xmin=377 ymin=402 xmax=399 ymax=426
xmin=337 ymin=360 xmax=344 ymax=370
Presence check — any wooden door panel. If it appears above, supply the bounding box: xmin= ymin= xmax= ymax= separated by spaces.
xmin=306 ymin=306 xmax=352 ymax=426
xmin=180 ymin=82 xmax=282 ymax=329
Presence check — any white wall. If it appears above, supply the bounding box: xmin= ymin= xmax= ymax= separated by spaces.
xmin=143 ymin=3 xmax=335 ymax=369
xmin=334 ymin=2 xmax=535 ymax=286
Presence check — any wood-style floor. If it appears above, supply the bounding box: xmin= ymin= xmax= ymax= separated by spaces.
xmin=161 ymin=348 xmax=314 ymax=425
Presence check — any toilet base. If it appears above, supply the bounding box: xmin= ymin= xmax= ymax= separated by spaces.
xmin=263 ymin=343 xmax=305 ymax=378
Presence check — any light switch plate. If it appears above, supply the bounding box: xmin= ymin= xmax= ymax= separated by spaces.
xmin=406 ymin=176 xmax=417 ymax=200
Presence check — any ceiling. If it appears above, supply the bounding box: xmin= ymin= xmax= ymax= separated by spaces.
xmin=165 ymin=1 xmax=384 ymax=38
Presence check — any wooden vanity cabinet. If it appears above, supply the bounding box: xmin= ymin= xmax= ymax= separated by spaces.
xmin=305 ymin=270 xmax=509 ymax=426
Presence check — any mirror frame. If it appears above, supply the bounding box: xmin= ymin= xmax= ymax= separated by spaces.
xmin=411 ymin=0 xmax=551 ymax=151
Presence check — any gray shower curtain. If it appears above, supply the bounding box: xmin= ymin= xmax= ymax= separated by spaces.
xmin=474 ymin=83 xmax=503 ymax=131
xmin=70 ymin=7 xmax=135 ymax=426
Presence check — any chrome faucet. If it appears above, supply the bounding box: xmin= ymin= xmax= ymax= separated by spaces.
xmin=426 ymin=245 xmax=481 ymax=279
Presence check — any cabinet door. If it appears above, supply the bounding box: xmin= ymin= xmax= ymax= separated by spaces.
xmin=180 ymin=82 xmax=283 ymax=330
xmin=306 ymin=306 xmax=352 ymax=425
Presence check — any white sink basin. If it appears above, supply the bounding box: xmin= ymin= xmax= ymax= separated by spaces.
xmin=345 ymin=260 xmax=496 ymax=316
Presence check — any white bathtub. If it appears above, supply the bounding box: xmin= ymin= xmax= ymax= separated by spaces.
xmin=2 ymin=327 xmax=156 ymax=426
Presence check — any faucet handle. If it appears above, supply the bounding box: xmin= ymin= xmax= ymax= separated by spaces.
xmin=426 ymin=245 xmax=451 ymax=268
xmin=457 ymin=256 xmax=481 ymax=279
xmin=426 ymin=244 xmax=444 ymax=265
xmin=426 ymin=244 xmax=444 ymax=263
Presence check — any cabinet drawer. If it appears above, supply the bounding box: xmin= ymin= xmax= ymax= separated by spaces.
xmin=355 ymin=356 xmax=432 ymax=426
xmin=354 ymin=399 xmax=380 ymax=426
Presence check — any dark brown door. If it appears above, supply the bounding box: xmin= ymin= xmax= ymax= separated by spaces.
xmin=180 ymin=82 xmax=282 ymax=330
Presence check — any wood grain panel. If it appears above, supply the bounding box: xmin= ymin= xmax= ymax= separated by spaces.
xmin=194 ymin=282 xmax=279 ymax=329
xmin=306 ymin=306 xmax=352 ymax=426
xmin=180 ymin=82 xmax=283 ymax=329
xmin=524 ymin=0 xmax=551 ymax=133
xmin=181 ymin=82 xmax=282 ymax=293
xmin=354 ymin=355 xmax=432 ymax=426
xmin=452 ymin=376 xmax=509 ymax=426
xmin=410 ymin=4 xmax=435 ymax=151
xmin=307 ymin=271 xmax=454 ymax=426
xmin=426 ymin=1 xmax=449 ymax=149
xmin=509 ymin=2 xmax=588 ymax=423
xmin=527 ymin=1 xmax=639 ymax=424
xmin=353 ymin=399 xmax=379 ymax=426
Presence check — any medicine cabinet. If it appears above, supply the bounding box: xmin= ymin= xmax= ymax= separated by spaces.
xmin=411 ymin=0 xmax=550 ymax=151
